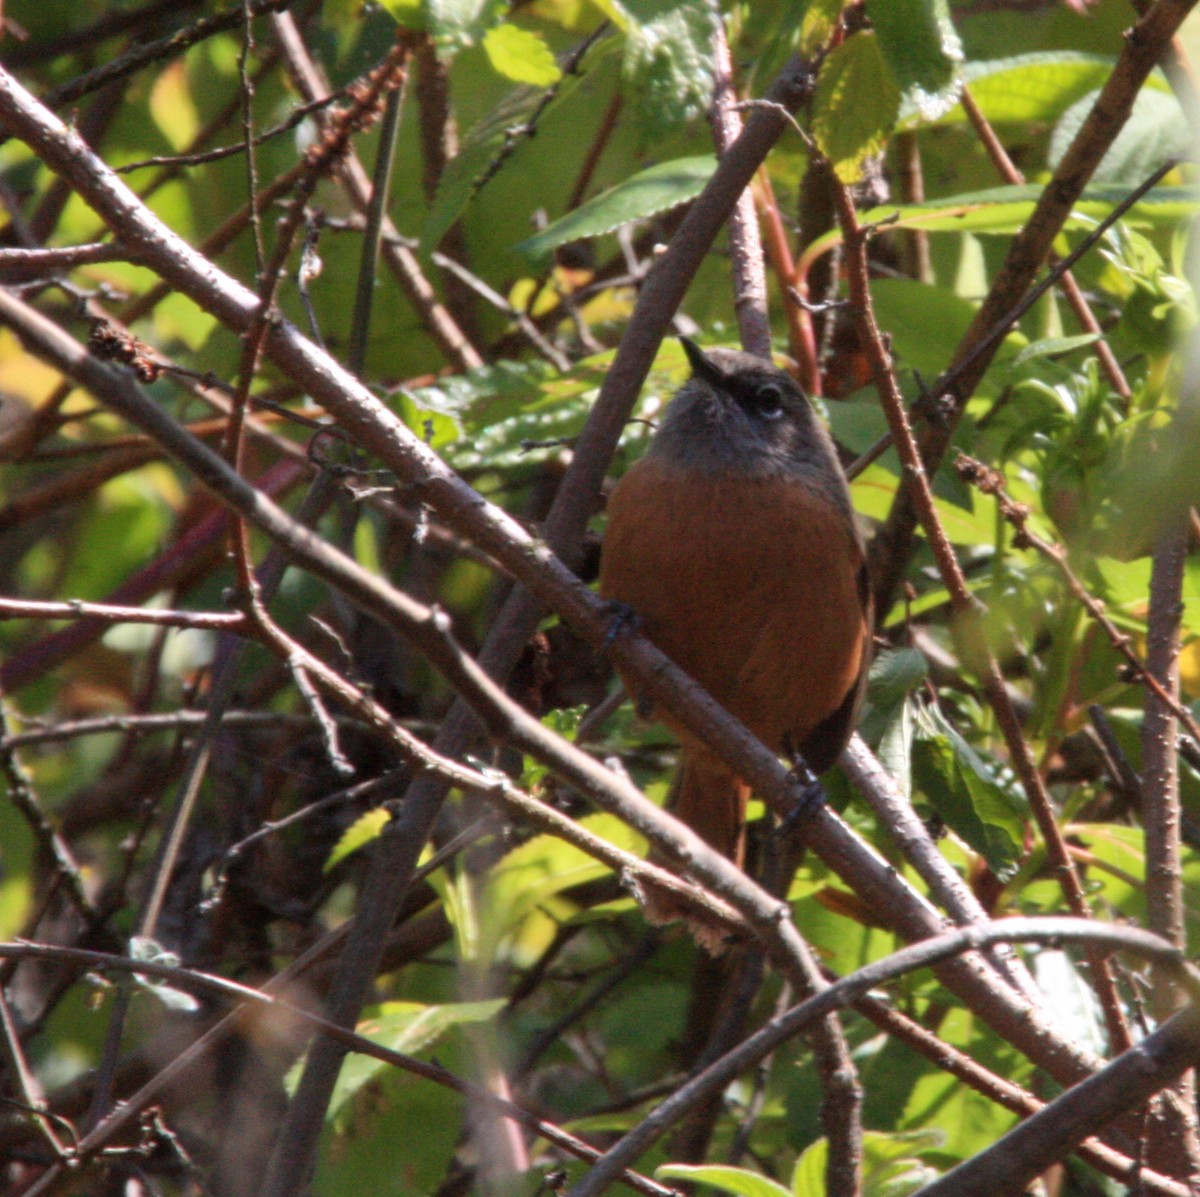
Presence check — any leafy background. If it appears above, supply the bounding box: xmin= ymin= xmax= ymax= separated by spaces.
xmin=0 ymin=1 xmax=1199 ymax=1195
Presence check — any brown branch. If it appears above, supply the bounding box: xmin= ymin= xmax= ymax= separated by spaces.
xmin=0 ymin=54 xmax=1135 ymax=1150
xmin=709 ymin=23 xmax=771 ymax=358
xmin=34 ymin=0 xmax=292 ymax=115
xmin=958 ymin=84 xmax=1130 ymax=401
xmin=0 ymin=596 xmax=246 ymax=630
xmin=567 ymin=917 xmax=1199 ymax=1197
xmin=0 ymin=242 xmax=137 ymax=279
xmin=0 ymin=709 xmax=370 ymax=750
xmin=1140 ymin=515 xmax=1200 ymax=1179
xmin=827 ymin=169 xmax=1134 ymax=1054
xmin=0 ymin=940 xmax=680 ymax=1197
xmin=872 ymin=0 xmax=1199 ymax=612
xmin=269 ymin=11 xmax=484 ymax=371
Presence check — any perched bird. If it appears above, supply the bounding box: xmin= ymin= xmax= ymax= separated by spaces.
xmin=600 ymin=338 xmax=871 ymax=936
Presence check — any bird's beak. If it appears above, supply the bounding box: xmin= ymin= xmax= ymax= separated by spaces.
xmin=678 ymin=336 xmax=724 ymax=388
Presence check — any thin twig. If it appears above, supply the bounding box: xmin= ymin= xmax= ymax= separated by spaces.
xmin=827 ymin=168 xmax=1134 ymax=1053
xmin=566 ymin=917 xmax=1199 ymax=1197
xmin=36 ymin=0 xmax=292 ymax=115
xmin=0 ymin=940 xmax=680 ymax=1197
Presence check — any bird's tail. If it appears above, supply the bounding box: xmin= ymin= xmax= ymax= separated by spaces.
xmin=642 ymin=749 xmax=751 ymax=953
xmin=671 ymin=749 xmax=750 ymax=865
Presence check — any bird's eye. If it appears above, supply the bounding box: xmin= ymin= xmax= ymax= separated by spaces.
xmin=753 ymin=383 xmax=785 ymax=419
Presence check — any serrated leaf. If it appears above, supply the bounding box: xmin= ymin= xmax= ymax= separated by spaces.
xmin=813 ymin=33 xmax=901 ymax=183
xmin=324 ymin=807 xmax=391 ymax=873
xmin=904 ymin=52 xmax=1141 ymax=129
xmin=655 ymin=1163 xmax=790 ymax=1197
xmin=620 ymin=0 xmax=719 ymax=138
xmin=514 ymin=155 xmax=716 ymax=263
xmin=483 ymin=23 xmax=562 ymax=85
xmin=911 ymin=706 xmax=1025 ymax=874
xmin=1050 ymin=86 xmax=1189 ymax=186
xmin=866 ymin=0 xmax=962 ymax=121
xmin=409 ymin=353 xmax=605 ymax=471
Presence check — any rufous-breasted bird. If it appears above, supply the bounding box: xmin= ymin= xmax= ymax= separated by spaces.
xmin=599 ymin=338 xmax=872 ymax=935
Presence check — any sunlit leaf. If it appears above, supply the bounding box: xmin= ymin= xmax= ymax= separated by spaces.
xmin=656 ymin=1163 xmax=789 ymax=1197
xmin=483 ymin=23 xmax=562 ymax=85
xmin=813 ymin=32 xmax=900 ymax=183
xmin=866 ymin=0 xmax=962 ymax=121
xmin=911 ymin=705 xmax=1026 ymax=875
xmin=620 ymin=0 xmax=719 ymax=138
xmin=325 ymin=808 xmax=391 ymax=873
xmin=1050 ymin=86 xmax=1190 ymax=186
xmin=514 ymin=156 xmax=716 ymax=263
xmin=287 ymin=998 xmax=506 ymax=1119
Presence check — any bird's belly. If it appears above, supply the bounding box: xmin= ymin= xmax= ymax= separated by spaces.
xmin=600 ymin=459 xmax=867 ymax=750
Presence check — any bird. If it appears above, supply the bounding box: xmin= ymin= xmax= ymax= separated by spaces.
xmin=599 ymin=337 xmax=872 ymax=937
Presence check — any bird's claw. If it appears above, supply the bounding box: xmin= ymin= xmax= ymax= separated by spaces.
xmin=603 ymin=600 xmax=640 ymax=649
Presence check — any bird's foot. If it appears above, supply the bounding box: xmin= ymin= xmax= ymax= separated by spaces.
xmin=603 ymin=600 xmax=641 ymax=649
xmin=778 ymin=745 xmax=826 ymax=838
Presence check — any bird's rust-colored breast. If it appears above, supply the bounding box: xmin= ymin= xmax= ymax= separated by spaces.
xmin=600 ymin=455 xmax=868 ymax=757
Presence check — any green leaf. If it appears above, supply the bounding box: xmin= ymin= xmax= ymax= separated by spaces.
xmin=288 ymin=999 xmax=506 ymax=1119
xmin=868 ymin=647 xmax=930 ymax=711
xmin=901 ymin=51 xmax=1135 ymax=129
xmin=427 ymin=0 xmax=505 ymax=51
xmin=656 ymin=1163 xmax=790 ymax=1197
xmin=1050 ymin=86 xmax=1189 ymax=186
xmin=324 ymin=808 xmax=391 ymax=873
xmin=866 ymin=0 xmax=962 ymax=121
xmin=620 ymin=0 xmax=720 ymax=139
xmin=423 ymin=69 xmax=584 ymax=251
xmin=801 ymin=183 xmax=1200 ymax=270
xmin=813 ymin=33 xmax=901 ymax=183
xmin=483 ymin=23 xmax=562 ymax=85
xmin=481 ymin=813 xmax=635 ymax=944
xmin=410 ymin=353 xmax=605 ymax=471
xmin=514 ymin=156 xmax=716 ymax=263
xmin=800 ymin=0 xmax=844 ymax=56
xmin=793 ymin=1131 xmax=942 ymax=1197
xmin=862 ymin=648 xmax=928 ymax=797
xmin=1010 ymin=334 xmax=1100 ymax=369
xmin=911 ymin=705 xmax=1025 ymax=875
xmin=522 ymin=706 xmax=585 ymax=788
xmin=377 ymin=0 xmax=423 ymax=24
